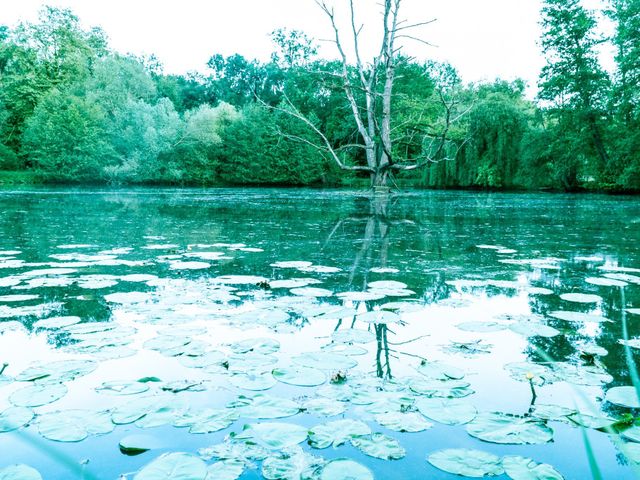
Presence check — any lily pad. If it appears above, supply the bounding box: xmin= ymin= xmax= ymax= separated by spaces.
xmin=119 ymin=434 xmax=164 ymax=455
xmin=356 ymin=310 xmax=401 ymax=324
xmin=559 ymin=293 xmax=601 ymax=304
xmin=206 ymin=460 xmax=245 ymax=480
xmin=428 ymin=449 xmax=504 ymax=477
xmin=502 ymin=455 xmax=564 ymax=480
xmin=0 ymin=465 xmax=42 ymax=480
xmin=350 ymin=433 xmax=406 ymax=460
xmin=230 ymin=394 xmax=301 ymax=419
xmin=319 ymin=459 xmax=373 ymax=480
xmin=585 ymin=277 xmax=628 ymax=287
xmin=466 ymin=412 xmax=553 ymax=444
xmin=415 ymin=398 xmax=477 ymax=425
xmin=38 ymin=409 xmax=114 ymax=442
xmin=174 ymin=408 xmax=238 ymax=434
xmin=273 ymin=366 xmax=327 ymax=387
xmin=605 ymin=386 xmax=640 ymax=408
xmin=262 ymin=447 xmax=324 ymax=480
xmin=9 ymin=382 xmax=67 ymax=407
xmin=374 ymin=411 xmax=433 ymax=432
xmin=232 ymin=422 xmax=308 ymax=450
xmin=290 ymin=287 xmax=333 ymax=297
xmin=230 ymin=372 xmax=277 ymax=391
xmin=292 ymin=352 xmax=357 ymax=370
xmin=303 ymin=398 xmax=348 ymax=417
xmin=134 ymin=452 xmax=207 ymax=479
xmin=308 ymin=419 xmax=371 ymax=449
xmin=0 ymin=406 xmax=34 ymax=432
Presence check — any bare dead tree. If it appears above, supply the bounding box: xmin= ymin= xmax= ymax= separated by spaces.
xmin=262 ymin=0 xmax=470 ymax=190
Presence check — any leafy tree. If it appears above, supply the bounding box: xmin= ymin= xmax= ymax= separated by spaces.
xmin=538 ymin=0 xmax=611 ymax=184
xmin=21 ymin=88 xmax=110 ymax=181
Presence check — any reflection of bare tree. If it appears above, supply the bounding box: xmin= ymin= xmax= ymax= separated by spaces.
xmin=375 ymin=324 xmax=392 ymax=379
xmin=324 ymin=193 xmax=449 ymax=379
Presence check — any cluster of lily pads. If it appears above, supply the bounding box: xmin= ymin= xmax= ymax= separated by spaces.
xmin=1 ymin=242 xmax=640 ymax=479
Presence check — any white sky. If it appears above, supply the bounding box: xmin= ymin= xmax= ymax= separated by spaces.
xmin=0 ymin=0 xmax=612 ymax=94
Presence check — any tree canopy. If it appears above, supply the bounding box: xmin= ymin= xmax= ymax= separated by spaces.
xmin=0 ymin=2 xmax=637 ymax=192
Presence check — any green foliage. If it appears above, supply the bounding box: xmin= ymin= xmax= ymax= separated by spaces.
xmin=0 ymin=4 xmax=637 ymax=191
xmin=217 ymin=105 xmax=337 ymax=185
xmin=22 ymin=88 xmax=109 ymax=181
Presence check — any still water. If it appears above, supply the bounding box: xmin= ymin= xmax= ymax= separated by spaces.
xmin=0 ymin=188 xmax=639 ymax=480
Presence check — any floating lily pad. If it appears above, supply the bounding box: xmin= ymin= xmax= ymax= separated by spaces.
xmin=416 ymin=361 xmax=464 ymax=380
xmin=292 ymin=352 xmax=357 ymax=370
xmin=96 ymin=380 xmax=150 ymax=396
xmin=174 ymin=408 xmax=239 ymax=434
xmin=351 ymin=433 xmax=406 ymax=460
xmin=410 ymin=378 xmax=474 ymax=398
xmin=559 ymin=293 xmax=602 ymax=304
xmin=605 ymin=386 xmax=640 ymax=408
xmin=290 ymin=287 xmax=333 ymax=297
xmin=230 ymin=372 xmax=277 ymax=391
xmin=230 ymin=394 xmax=300 ymax=419
xmin=119 ymin=434 xmax=164 ymax=455
xmin=0 ymin=295 xmax=39 ymax=303
xmin=273 ymin=366 xmax=326 ymax=387
xmin=466 ymin=412 xmax=553 ymax=444
xmin=531 ymin=404 xmax=576 ymax=422
xmin=9 ymin=383 xmax=67 ymax=407
xmin=262 ymin=447 xmax=324 ymax=480
xmin=134 ymin=452 xmax=207 ymax=479
xmin=336 ymin=291 xmax=386 ymax=302
xmin=303 ymin=397 xmax=348 ymax=417
xmin=215 ymin=275 xmax=268 ymax=285
xmin=0 ymin=406 xmax=34 ymax=432
xmin=33 ymin=316 xmax=81 ymax=329
xmin=308 ymin=419 xmax=371 ymax=449
xmin=585 ymin=277 xmax=628 ymax=287
xmin=331 ymin=329 xmax=375 ymax=344
xmin=271 ymin=261 xmax=313 ymax=269
xmin=197 ymin=439 xmax=269 ymax=462
xmin=319 ymin=459 xmax=373 ymax=480
xmin=428 ymin=449 xmax=504 ymax=477
xmin=502 ymin=455 xmax=564 ymax=480
xmin=356 ymin=310 xmax=401 ymax=324
xmin=0 ymin=465 xmax=42 ymax=480
xmin=230 ymin=338 xmax=280 ymax=355
xmin=232 ymin=422 xmax=308 ymax=450
xmin=37 ymin=410 xmax=113 ymax=442
xmin=15 ymin=359 xmax=97 ymax=383
xmin=415 ymin=398 xmax=477 ymax=425
xmin=207 ymin=460 xmax=245 ymax=480
xmin=374 ymin=411 xmax=433 ymax=432
xmin=368 ymin=280 xmax=407 ymax=290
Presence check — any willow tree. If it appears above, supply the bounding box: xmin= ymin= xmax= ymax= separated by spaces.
xmin=272 ymin=0 xmax=466 ymax=189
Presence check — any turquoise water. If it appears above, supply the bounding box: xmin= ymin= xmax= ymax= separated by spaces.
xmin=0 ymin=188 xmax=639 ymax=479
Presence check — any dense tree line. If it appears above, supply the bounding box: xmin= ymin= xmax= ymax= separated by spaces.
xmin=0 ymin=2 xmax=637 ymax=191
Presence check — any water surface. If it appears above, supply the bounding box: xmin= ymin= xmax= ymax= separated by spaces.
xmin=0 ymin=188 xmax=639 ymax=479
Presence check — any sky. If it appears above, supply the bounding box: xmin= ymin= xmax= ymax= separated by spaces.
xmin=0 ymin=0 xmax=612 ymax=95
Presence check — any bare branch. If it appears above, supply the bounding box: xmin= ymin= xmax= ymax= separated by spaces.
xmin=257 ymin=93 xmax=373 ymax=173
xmin=396 ymin=34 xmax=438 ymax=48
xmin=395 ymin=19 xmax=437 ymax=32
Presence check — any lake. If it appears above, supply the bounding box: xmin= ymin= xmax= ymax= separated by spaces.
xmin=0 ymin=188 xmax=639 ymax=480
